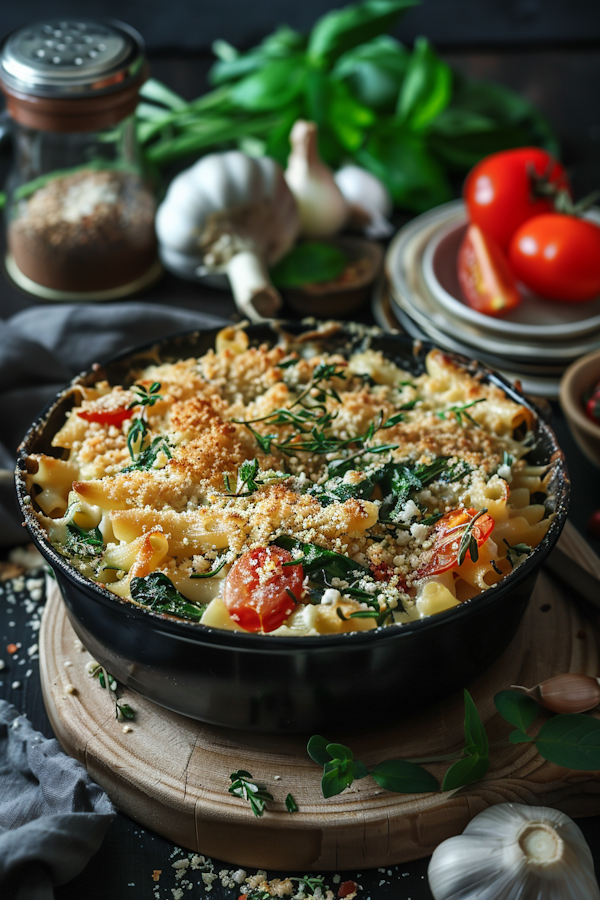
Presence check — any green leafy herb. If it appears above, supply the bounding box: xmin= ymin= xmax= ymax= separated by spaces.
xmin=88 ymin=663 xmax=135 ymax=721
xmin=130 ymin=572 xmax=206 ymax=621
xmin=370 ymin=759 xmax=439 ymax=793
xmin=228 ymin=770 xmax=274 ymax=817
xmin=503 ymin=539 xmax=533 ymax=568
xmin=129 ymin=381 xmax=163 ymax=409
xmin=270 ymin=242 xmax=347 ymax=288
xmin=276 ymin=357 xmax=300 ymax=369
xmin=126 ymin=416 xmax=148 ymax=460
xmin=276 ymin=537 xmax=369 ymax=580
xmin=63 ymin=523 xmax=104 ymax=559
xmin=122 ymin=435 xmax=172 ymax=471
xmin=533 ymin=715 xmax=600 ymax=770
xmin=494 ymin=690 xmax=539 ymax=741
xmin=285 ymin=793 xmax=299 ymax=813
xmin=294 ymin=876 xmax=329 ymax=895
xmin=502 ymin=451 xmax=515 ymax=467
xmin=442 ymin=690 xmax=489 ymax=791
xmin=456 ymin=508 xmax=488 ymax=566
xmin=190 ymin=558 xmax=228 ymax=579
xmin=436 ymin=398 xmax=486 ymax=426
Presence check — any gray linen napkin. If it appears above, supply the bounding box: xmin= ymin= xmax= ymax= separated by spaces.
xmin=0 ymin=302 xmax=228 ymax=545
xmin=0 ymin=700 xmax=115 ymax=900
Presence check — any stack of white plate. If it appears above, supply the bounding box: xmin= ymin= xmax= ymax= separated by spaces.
xmin=373 ymin=200 xmax=600 ymax=399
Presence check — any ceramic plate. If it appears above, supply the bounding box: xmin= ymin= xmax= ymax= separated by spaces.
xmin=420 ymin=202 xmax=600 ymax=341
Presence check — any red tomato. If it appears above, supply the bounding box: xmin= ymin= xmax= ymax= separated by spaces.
xmin=457 ymin=224 xmax=521 ymax=316
xmin=223 ymin=546 xmax=304 ymax=633
xmin=338 ymin=882 xmax=359 ymax=898
xmin=415 ymin=508 xmax=495 ymax=579
xmin=585 ymin=383 xmax=600 ymax=425
xmin=464 ymin=147 xmax=570 ymax=250
xmin=77 ymin=406 xmax=134 ymax=426
xmin=509 ymin=214 xmax=600 ymax=303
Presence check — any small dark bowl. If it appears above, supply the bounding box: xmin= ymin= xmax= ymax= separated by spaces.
xmin=16 ymin=324 xmax=569 ymax=733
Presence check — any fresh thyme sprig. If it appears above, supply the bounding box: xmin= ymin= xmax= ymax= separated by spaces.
xmin=437 ymin=398 xmax=486 ymax=426
xmin=456 ymin=508 xmax=489 ymax=566
xmin=125 ymin=382 xmax=163 ymax=460
xmin=88 ymin=662 xmax=135 ymax=721
xmin=228 ymin=770 xmax=274 ymax=817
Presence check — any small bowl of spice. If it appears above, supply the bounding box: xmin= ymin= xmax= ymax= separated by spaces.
xmin=271 ymin=236 xmax=384 ymax=317
xmin=560 ymin=349 xmax=600 ymax=466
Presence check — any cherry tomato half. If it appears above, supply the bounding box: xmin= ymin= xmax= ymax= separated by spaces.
xmin=415 ymin=508 xmax=495 ymax=579
xmin=223 ymin=546 xmax=304 ymax=633
xmin=509 ymin=213 xmax=600 ymax=303
xmin=464 ymin=147 xmax=570 ymax=250
xmin=77 ymin=406 xmax=135 ymax=426
xmin=457 ymin=224 xmax=521 ymax=317
xmin=585 ymin=382 xmax=600 ymax=425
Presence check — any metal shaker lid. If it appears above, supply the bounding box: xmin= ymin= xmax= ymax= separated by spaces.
xmin=0 ymin=18 xmax=145 ymax=98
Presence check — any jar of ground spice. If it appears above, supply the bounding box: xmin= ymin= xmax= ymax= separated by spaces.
xmin=0 ymin=19 xmax=160 ymax=299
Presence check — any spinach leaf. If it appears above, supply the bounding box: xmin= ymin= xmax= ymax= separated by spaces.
xmin=63 ymin=523 xmax=104 ymax=559
xmin=275 ymin=536 xmax=369 ymax=579
xmin=130 ymin=572 xmax=206 ymax=621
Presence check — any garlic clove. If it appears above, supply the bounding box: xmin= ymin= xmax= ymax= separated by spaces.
xmin=226 ymin=250 xmax=282 ymax=321
xmin=428 ymin=803 xmax=600 ymax=900
xmin=284 ymin=120 xmax=348 ymax=238
xmin=334 ymin=165 xmax=394 ymax=239
xmin=512 ymin=673 xmax=600 ymax=715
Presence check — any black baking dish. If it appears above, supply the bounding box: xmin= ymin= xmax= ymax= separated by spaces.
xmin=15 ymin=323 xmax=570 ymax=733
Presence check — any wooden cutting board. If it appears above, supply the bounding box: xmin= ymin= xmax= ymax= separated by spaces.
xmin=40 ymin=520 xmax=600 ymax=870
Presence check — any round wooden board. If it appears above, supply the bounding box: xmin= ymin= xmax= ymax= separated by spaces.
xmin=40 ymin=526 xmax=600 ymax=871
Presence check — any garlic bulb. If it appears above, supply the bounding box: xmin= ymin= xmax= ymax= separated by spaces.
xmin=512 ymin=673 xmax=600 ymax=714
xmin=428 ymin=803 xmax=600 ymax=900
xmin=334 ymin=165 xmax=394 ymax=239
xmin=284 ymin=120 xmax=348 ymax=238
xmin=155 ymin=151 xmax=300 ymax=321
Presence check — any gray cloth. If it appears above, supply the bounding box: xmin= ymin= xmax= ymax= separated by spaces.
xmin=0 ymin=302 xmax=228 ymax=545
xmin=0 ymin=700 xmax=115 ymax=900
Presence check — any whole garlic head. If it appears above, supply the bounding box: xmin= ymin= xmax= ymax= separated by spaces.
xmin=155 ymin=151 xmax=300 ymax=320
xmin=428 ymin=803 xmax=600 ymax=900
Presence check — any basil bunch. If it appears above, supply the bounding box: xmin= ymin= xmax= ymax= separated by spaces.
xmin=137 ymin=0 xmax=557 ymax=213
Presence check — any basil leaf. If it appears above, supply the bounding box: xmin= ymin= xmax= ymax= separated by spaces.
xmin=463 ymin=690 xmax=489 ymax=758
xmin=494 ymin=690 xmax=539 ymax=732
xmin=327 ymin=79 xmax=376 ymax=152
xmin=356 ymin=127 xmax=452 ymax=212
xmin=371 ymin=759 xmax=439 ymax=793
xmin=327 ymin=742 xmax=354 ymax=761
xmin=534 ymin=715 xmax=600 ymax=771
xmin=307 ymin=735 xmax=333 ymax=765
xmin=308 ymin=0 xmax=417 ymax=65
xmin=270 ymin=242 xmax=347 ymax=288
xmin=442 ymin=752 xmax=489 ymax=792
xmin=333 ymin=36 xmax=409 ymax=111
xmin=130 ymin=572 xmax=205 ymax=621
xmin=510 ymin=729 xmax=534 ymax=745
xmin=351 ymin=760 xmax=370 ymax=780
xmin=230 ymin=56 xmax=306 ymax=111
xmin=396 ymin=37 xmax=452 ymax=131
xmin=322 ymin=760 xmax=355 ymax=798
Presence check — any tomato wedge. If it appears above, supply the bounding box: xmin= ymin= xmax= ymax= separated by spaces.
xmin=457 ymin=224 xmax=521 ymax=317
xmin=77 ymin=406 xmax=135 ymax=426
xmin=415 ymin=507 xmax=495 ymax=579
xmin=223 ymin=546 xmax=304 ymax=633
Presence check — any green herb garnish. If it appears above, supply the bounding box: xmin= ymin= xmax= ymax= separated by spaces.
xmin=88 ymin=662 xmax=135 ymax=721
xmin=190 ymin=558 xmax=228 ymax=579
xmin=436 ymin=398 xmax=486 ymax=426
xmin=228 ymin=770 xmax=273 ymax=817
xmin=63 ymin=523 xmax=104 ymax=559
xmin=503 ymin=539 xmax=532 ymax=568
xmin=122 ymin=435 xmax=172 ymax=471
xmin=130 ymin=572 xmax=206 ymax=621
xmin=285 ymin=793 xmax=299 ymax=813
xmin=455 ymin=508 xmax=489 ymax=566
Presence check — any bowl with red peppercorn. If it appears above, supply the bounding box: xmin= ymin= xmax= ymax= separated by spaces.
xmin=560 ymin=349 xmax=600 ymax=466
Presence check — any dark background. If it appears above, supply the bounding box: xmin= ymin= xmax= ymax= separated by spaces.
xmin=1 ymin=2 xmax=600 ymax=899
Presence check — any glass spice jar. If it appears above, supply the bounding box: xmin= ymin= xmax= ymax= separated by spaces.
xmin=0 ymin=19 xmax=160 ymax=300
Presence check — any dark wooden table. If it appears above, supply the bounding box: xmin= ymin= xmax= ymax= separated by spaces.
xmin=2 ymin=44 xmax=600 ymax=900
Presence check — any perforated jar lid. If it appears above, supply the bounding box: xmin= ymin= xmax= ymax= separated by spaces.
xmin=0 ymin=19 xmax=147 ymax=131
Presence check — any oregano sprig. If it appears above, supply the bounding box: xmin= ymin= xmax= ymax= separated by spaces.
xmin=228 ymin=770 xmax=274 ymax=817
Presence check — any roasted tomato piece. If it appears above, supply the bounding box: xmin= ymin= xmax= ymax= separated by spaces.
xmin=457 ymin=224 xmax=521 ymax=317
xmin=223 ymin=546 xmax=304 ymax=633
xmin=77 ymin=406 xmax=135 ymax=426
xmin=338 ymin=882 xmax=359 ymax=898
xmin=416 ymin=507 xmax=495 ymax=578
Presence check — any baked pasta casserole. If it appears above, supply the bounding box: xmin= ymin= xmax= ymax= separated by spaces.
xmin=24 ymin=323 xmax=556 ymax=636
